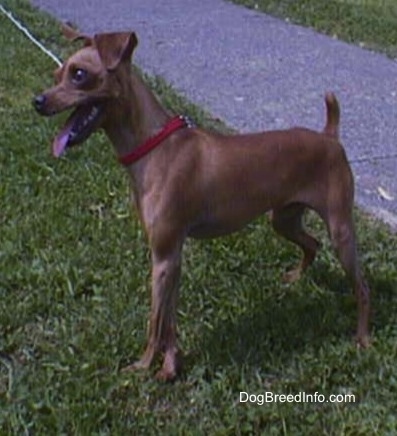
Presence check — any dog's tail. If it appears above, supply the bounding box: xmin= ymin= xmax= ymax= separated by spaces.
xmin=323 ymin=92 xmax=340 ymax=138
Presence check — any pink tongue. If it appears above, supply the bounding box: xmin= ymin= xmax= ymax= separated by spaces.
xmin=52 ymin=130 xmax=70 ymax=158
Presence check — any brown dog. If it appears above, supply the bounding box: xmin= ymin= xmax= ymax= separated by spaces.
xmin=33 ymin=27 xmax=370 ymax=381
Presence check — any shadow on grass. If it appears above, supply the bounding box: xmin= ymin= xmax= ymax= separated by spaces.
xmin=189 ymin=259 xmax=395 ymax=377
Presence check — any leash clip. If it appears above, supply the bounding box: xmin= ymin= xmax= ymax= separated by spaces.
xmin=180 ymin=115 xmax=196 ymax=129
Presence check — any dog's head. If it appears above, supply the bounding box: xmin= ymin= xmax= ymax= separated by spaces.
xmin=33 ymin=25 xmax=138 ymax=157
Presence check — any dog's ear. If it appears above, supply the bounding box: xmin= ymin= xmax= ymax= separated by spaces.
xmin=94 ymin=32 xmax=138 ymax=71
xmin=61 ymin=23 xmax=92 ymax=46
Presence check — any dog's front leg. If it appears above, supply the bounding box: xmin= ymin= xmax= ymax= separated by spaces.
xmin=130 ymin=240 xmax=183 ymax=381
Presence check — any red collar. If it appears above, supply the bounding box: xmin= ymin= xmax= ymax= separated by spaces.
xmin=118 ymin=115 xmax=195 ymax=166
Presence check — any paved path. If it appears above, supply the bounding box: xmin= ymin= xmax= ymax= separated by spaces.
xmin=30 ymin=0 xmax=397 ymax=229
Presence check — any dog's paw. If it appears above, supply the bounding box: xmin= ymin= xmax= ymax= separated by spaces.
xmin=355 ymin=334 xmax=371 ymax=349
xmin=155 ymin=367 xmax=178 ymax=382
xmin=121 ymin=363 xmax=139 ymax=374
xmin=155 ymin=349 xmax=183 ymax=382
xmin=121 ymin=357 xmax=152 ymax=374
xmin=282 ymin=268 xmax=302 ymax=284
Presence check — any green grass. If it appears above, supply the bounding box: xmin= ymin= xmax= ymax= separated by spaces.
xmin=1 ymin=0 xmax=397 ymax=433
xmin=230 ymin=0 xmax=397 ymax=57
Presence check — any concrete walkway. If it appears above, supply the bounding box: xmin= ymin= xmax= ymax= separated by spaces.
xmin=30 ymin=0 xmax=397 ymax=229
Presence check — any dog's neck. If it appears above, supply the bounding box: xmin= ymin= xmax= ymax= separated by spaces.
xmin=103 ymin=66 xmax=170 ymax=162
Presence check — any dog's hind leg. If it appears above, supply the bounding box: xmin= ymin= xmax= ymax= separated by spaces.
xmin=326 ymin=207 xmax=370 ymax=347
xmin=272 ymin=204 xmax=320 ymax=283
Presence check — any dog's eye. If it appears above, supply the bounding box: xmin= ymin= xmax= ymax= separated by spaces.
xmin=71 ymin=68 xmax=88 ymax=84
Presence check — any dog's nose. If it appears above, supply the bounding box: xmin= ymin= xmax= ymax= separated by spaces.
xmin=33 ymin=94 xmax=46 ymax=113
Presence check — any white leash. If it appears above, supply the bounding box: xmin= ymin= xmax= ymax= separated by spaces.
xmin=0 ymin=4 xmax=62 ymax=66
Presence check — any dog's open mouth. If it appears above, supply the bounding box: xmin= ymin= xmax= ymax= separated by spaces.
xmin=52 ymin=103 xmax=104 ymax=157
